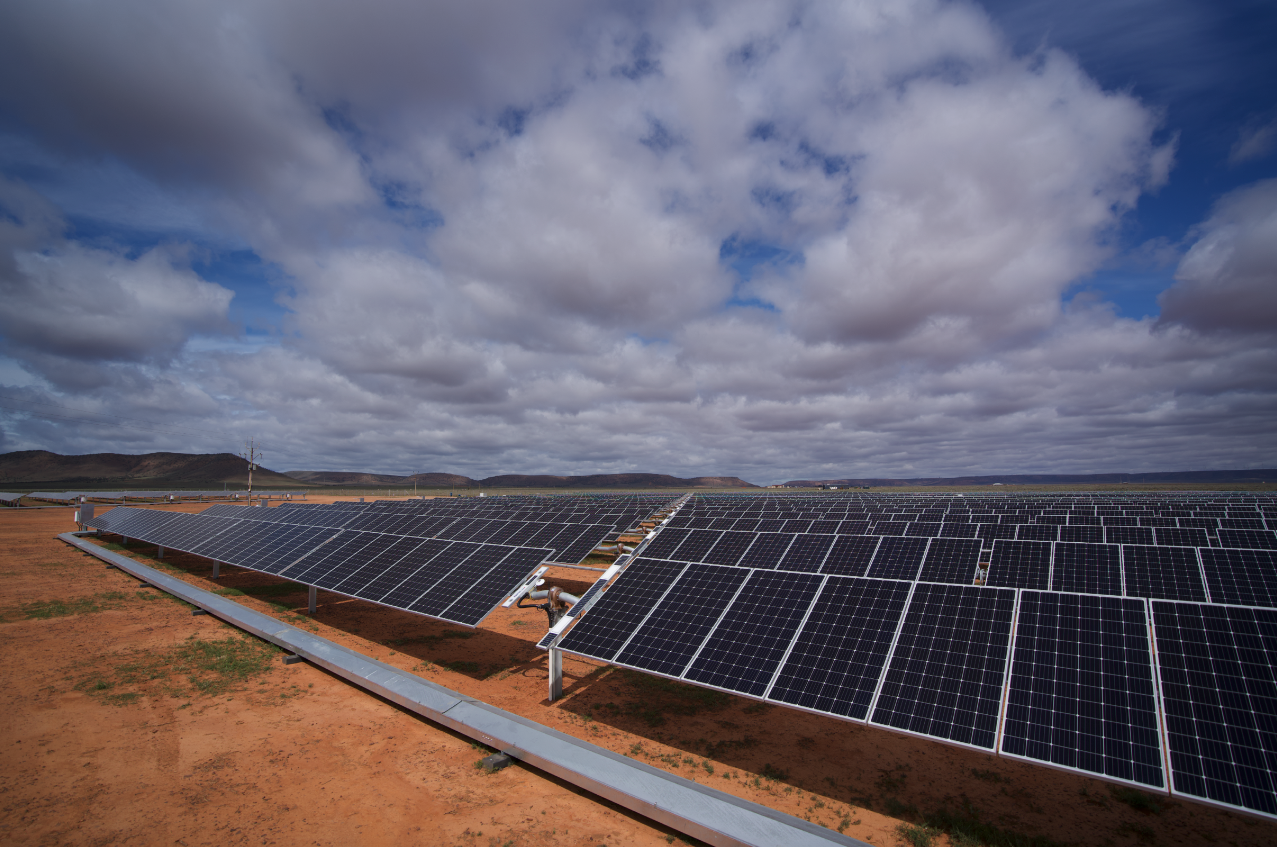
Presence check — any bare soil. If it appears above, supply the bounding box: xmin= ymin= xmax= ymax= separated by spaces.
xmin=3 ymin=500 xmax=1276 ymax=847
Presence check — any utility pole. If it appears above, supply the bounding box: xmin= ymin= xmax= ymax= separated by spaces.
xmin=241 ymin=438 xmax=262 ymax=502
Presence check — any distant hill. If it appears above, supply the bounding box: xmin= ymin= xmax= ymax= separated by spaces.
xmin=284 ymin=470 xmax=756 ymax=488
xmin=0 ymin=450 xmax=303 ymax=489
xmin=784 ymin=470 xmax=1277 ymax=487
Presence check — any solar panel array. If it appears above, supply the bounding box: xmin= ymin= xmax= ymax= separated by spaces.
xmin=86 ymin=494 xmax=674 ymax=627
xmin=555 ymin=492 xmax=1277 ymax=819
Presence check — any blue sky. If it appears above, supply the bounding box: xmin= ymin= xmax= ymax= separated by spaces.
xmin=0 ymin=0 xmax=1274 ymax=483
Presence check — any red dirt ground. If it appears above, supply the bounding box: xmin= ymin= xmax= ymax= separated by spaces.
xmin=3 ymin=499 xmax=1276 ymax=847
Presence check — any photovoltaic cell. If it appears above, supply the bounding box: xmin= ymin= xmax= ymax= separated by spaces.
xmin=1199 ymin=549 xmax=1277 ymax=609
xmin=768 ymin=578 xmax=912 ymax=720
xmin=641 ymin=527 xmax=693 ymax=560
xmin=871 ymin=583 xmax=1016 ymax=751
xmin=865 ymin=537 xmax=929 ymax=581
xmin=987 ymin=540 xmax=1052 ymax=590
xmin=1123 ymin=546 xmax=1207 ymax=602
xmin=1050 ymin=543 xmax=1122 ymax=595
xmin=557 ymin=558 xmax=688 ymax=661
xmin=820 ymin=536 xmax=881 ymax=577
xmin=613 ymin=564 xmax=752 ymax=677
xmin=683 ymin=571 xmax=824 ymax=696
xmin=1153 ymin=601 xmax=1277 ymax=817
xmin=917 ymin=538 xmax=983 ymax=585
xmin=1002 ymin=592 xmax=1164 ymax=788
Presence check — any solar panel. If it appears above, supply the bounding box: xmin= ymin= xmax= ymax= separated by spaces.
xmin=1122 ymin=546 xmax=1207 ymax=602
xmin=870 ymin=583 xmax=1016 ymax=751
xmin=612 ymin=564 xmax=752 ymax=677
xmin=1154 ymin=527 xmax=1211 ymax=548
xmin=1152 ymin=601 xmax=1277 ymax=817
xmin=683 ymin=571 xmax=825 ymax=696
xmin=557 ymin=558 xmax=688 ymax=661
xmin=670 ymin=529 xmax=724 ymax=563
xmin=1106 ymin=526 xmax=1155 ymax=546
xmin=1001 ymin=592 xmax=1164 ymax=789
xmin=1050 ymin=543 xmax=1122 ymax=595
xmin=987 ymin=540 xmax=1052 ymax=590
xmin=917 ymin=538 xmax=982 ymax=585
xmin=1016 ymin=524 xmax=1060 ymax=542
xmin=701 ymin=531 xmax=757 ymax=567
xmin=1199 ymin=549 xmax=1277 ymax=609
xmin=1059 ymin=525 xmax=1104 ymax=544
xmin=767 ymin=578 xmax=913 ymax=720
xmin=1218 ymin=529 xmax=1277 ymax=550
xmin=738 ymin=533 xmax=795 ymax=570
xmin=820 ymin=535 xmax=881 ymax=576
xmin=375 ymin=542 xmax=473 ymax=608
xmin=865 ymin=537 xmax=929 ymax=580
xmin=776 ymin=534 xmax=835 ymax=573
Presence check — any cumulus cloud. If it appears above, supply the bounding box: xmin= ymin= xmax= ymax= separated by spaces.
xmin=0 ymin=0 xmax=1273 ymax=478
xmin=0 ymin=178 xmax=234 ymax=382
xmin=1159 ymin=179 xmax=1277 ymax=334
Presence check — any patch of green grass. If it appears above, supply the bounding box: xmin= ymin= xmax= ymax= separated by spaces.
xmin=761 ymin=763 xmax=789 ymax=782
xmin=897 ymin=823 xmax=940 ymax=847
xmin=1109 ymin=785 xmax=1164 ymax=815
xmin=213 ymin=587 xmax=245 ymax=596
xmin=20 ymin=597 xmax=103 ymax=619
xmin=76 ymin=634 xmax=279 ymax=704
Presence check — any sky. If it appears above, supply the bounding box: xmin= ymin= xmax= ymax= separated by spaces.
xmin=0 ymin=0 xmax=1274 ymax=484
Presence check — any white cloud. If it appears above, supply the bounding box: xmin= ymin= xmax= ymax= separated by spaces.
xmin=0 ymin=0 xmax=1273 ymax=479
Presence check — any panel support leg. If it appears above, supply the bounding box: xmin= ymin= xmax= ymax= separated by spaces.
xmin=548 ymin=648 xmax=563 ymax=702
xmin=212 ymin=561 xmax=220 ymax=579
xmin=308 ymin=585 xmax=317 ymax=614
xmin=157 ymin=546 xmax=164 ymax=558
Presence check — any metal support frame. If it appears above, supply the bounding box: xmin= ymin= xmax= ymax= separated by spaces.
xmin=157 ymin=546 xmax=164 ymax=558
xmin=548 ymin=647 xmax=563 ymax=702
xmin=308 ymin=585 xmax=317 ymax=614
xmin=212 ymin=561 xmax=220 ymax=579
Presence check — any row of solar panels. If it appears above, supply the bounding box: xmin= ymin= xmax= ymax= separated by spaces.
xmin=85 ymin=506 xmax=554 ymax=627
xmin=554 ymin=554 xmax=1277 ymax=819
xmin=667 ymin=516 xmax=1275 ymax=541
xmin=640 ymin=527 xmax=1277 ymax=606
xmin=104 ymin=504 xmax=617 ymax=565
